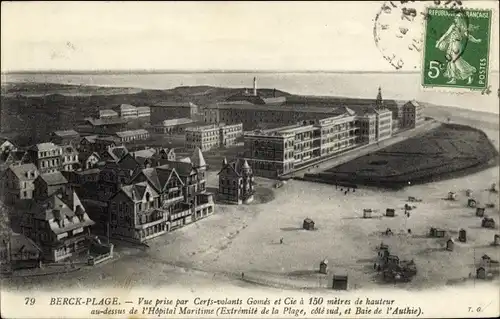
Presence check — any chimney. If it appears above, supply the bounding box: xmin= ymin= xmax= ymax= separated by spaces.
xmin=253 ymin=77 xmax=257 ymax=96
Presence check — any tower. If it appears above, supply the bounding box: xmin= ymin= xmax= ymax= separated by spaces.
xmin=375 ymin=86 xmax=383 ymax=109
xmin=253 ymin=77 xmax=257 ymax=96
xmin=241 ymin=159 xmax=253 ymax=202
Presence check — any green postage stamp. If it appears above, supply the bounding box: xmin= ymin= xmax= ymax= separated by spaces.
xmin=421 ymin=7 xmax=492 ymax=90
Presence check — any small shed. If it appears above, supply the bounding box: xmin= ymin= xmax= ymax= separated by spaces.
xmin=465 ymin=189 xmax=473 ymax=197
xmin=481 ymin=254 xmax=491 ymax=267
xmin=458 ymin=229 xmax=467 ymax=243
xmin=476 ymin=267 xmax=486 ymax=279
xmin=363 ymin=209 xmax=373 ymax=219
xmin=319 ymin=259 xmax=328 ymax=274
xmin=446 ymin=238 xmax=454 ymax=251
xmin=429 ymin=227 xmax=446 ymax=238
xmin=385 ymin=208 xmax=395 ymax=217
xmin=476 ymin=207 xmax=485 ymax=217
xmin=303 ymin=218 xmax=315 ymax=231
xmin=490 ymin=183 xmax=497 ymax=192
xmin=332 ymin=274 xmax=348 ymax=290
xmin=468 ymin=198 xmax=477 ymax=208
xmin=482 ymin=217 xmax=496 ymax=229
xmin=447 ymin=192 xmax=456 ymax=200
xmin=494 ymin=234 xmax=500 ymax=246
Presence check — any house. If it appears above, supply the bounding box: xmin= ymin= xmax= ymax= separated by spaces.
xmin=217 ymin=157 xmax=255 ymax=205
xmin=482 ymin=217 xmax=495 ymax=229
xmin=446 ymin=238 xmax=454 ymax=251
xmin=319 ymin=259 xmax=328 ymax=274
xmin=0 ymin=138 xmax=16 ymax=154
xmin=363 ymin=209 xmax=373 ymax=218
xmin=115 ymin=129 xmax=150 ymax=143
xmin=136 ymin=106 xmax=151 ymax=118
xmin=332 ymin=274 xmax=348 ymax=290
xmin=494 ymin=234 xmax=500 ymax=246
xmin=82 ymin=117 xmax=128 ymax=135
xmin=303 ymin=218 xmax=315 ymax=230
xmin=0 ymin=232 xmax=42 ymax=269
xmin=94 ymin=136 xmax=122 ymax=153
xmin=61 ymin=144 xmax=79 ymax=171
xmin=458 ymin=229 xmax=467 ymax=243
xmin=79 ymin=151 xmax=101 ymax=170
xmin=21 ymin=191 xmax=95 ymax=262
xmin=51 ymin=130 xmax=80 ymax=145
xmin=401 ymin=100 xmax=424 ymax=128
xmin=385 ymin=208 xmax=395 ymax=217
xmin=63 ymin=169 xmax=101 ymax=187
xmin=78 ymin=135 xmax=98 ymax=152
xmin=27 ymin=142 xmax=63 ymax=174
xmin=2 ymin=163 xmax=38 ymax=205
xmin=476 ymin=207 xmax=485 ymax=217
xmin=156 ymin=148 xmax=176 ymax=161
xmin=34 ymin=172 xmax=69 ymax=201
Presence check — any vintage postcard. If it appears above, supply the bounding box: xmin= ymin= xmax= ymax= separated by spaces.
xmin=1 ymin=1 xmax=499 ymax=319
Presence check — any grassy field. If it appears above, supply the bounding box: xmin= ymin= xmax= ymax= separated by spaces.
xmin=316 ymin=124 xmax=498 ymax=189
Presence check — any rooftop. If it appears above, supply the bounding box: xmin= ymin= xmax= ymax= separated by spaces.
xmin=53 ymin=130 xmax=79 ymax=137
xmin=159 ymin=118 xmax=194 ymax=127
xmin=114 ymin=104 xmax=137 ymax=111
xmin=38 ymin=171 xmax=68 ymax=186
xmin=31 ymin=142 xmax=60 ymax=151
xmin=152 ymin=102 xmax=197 ymax=108
xmin=136 ymin=106 xmax=151 ymax=112
xmin=115 ymin=129 xmax=149 ymax=138
xmin=9 ymin=163 xmax=38 ymax=181
xmin=99 ymin=109 xmax=118 ymax=116
xmin=85 ymin=117 xmax=128 ymax=126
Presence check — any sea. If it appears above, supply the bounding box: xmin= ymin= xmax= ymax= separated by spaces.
xmin=2 ymin=71 xmax=499 ymax=114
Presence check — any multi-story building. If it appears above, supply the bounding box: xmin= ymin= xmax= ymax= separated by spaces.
xmin=150 ymin=102 xmax=198 ymax=125
xmin=243 ymin=109 xmax=361 ymax=178
xmin=152 ymin=118 xmax=194 ymax=134
xmin=115 ymin=129 xmax=150 ymax=143
xmin=374 ymin=109 xmax=393 ymax=141
xmin=113 ymin=104 xmax=138 ymax=119
xmin=185 ymin=123 xmax=243 ymax=151
xmin=108 ymin=147 xmax=214 ymax=242
xmin=79 ymin=117 xmax=128 ymax=135
xmin=136 ymin=106 xmax=151 ymax=119
xmin=402 ymin=100 xmax=424 ymax=129
xmin=357 ymin=113 xmax=377 ymax=145
xmin=98 ymin=109 xmax=118 ymax=119
xmin=61 ymin=144 xmax=79 ymax=171
xmin=218 ymin=158 xmax=254 ymax=205
xmin=34 ymin=171 xmax=69 ymax=201
xmin=1 ymin=163 xmax=38 ymax=205
xmin=21 ymin=190 xmax=95 ymax=262
xmin=27 ymin=142 xmax=63 ymax=174
xmin=51 ymin=130 xmax=80 ymax=146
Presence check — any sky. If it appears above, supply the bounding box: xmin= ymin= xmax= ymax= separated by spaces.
xmin=1 ymin=1 xmax=499 ymax=72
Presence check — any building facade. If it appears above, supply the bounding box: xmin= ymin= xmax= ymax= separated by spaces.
xmin=51 ymin=130 xmax=80 ymax=146
xmin=402 ymin=101 xmax=424 ymax=129
xmin=1 ymin=164 xmax=38 ymax=205
xmin=113 ymin=104 xmax=138 ymax=119
xmin=34 ymin=172 xmax=69 ymax=201
xmin=152 ymin=118 xmax=194 ymax=134
xmin=185 ymin=123 xmax=243 ymax=151
xmin=357 ymin=113 xmax=377 ymax=145
xmin=243 ymin=110 xmax=361 ymax=178
xmin=136 ymin=106 xmax=151 ymax=118
xmin=62 ymin=144 xmax=79 ymax=171
xmin=27 ymin=142 xmax=63 ymax=174
xmin=150 ymin=102 xmax=198 ymax=125
xmin=22 ymin=191 xmax=95 ymax=262
xmin=218 ymin=158 xmax=254 ymax=204
xmin=115 ymin=129 xmax=150 ymax=143
xmin=374 ymin=109 xmax=393 ymax=141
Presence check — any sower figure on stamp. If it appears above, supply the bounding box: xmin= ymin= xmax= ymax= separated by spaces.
xmin=436 ymin=12 xmax=482 ymax=85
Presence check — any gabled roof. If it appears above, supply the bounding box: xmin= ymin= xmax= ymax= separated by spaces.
xmin=81 ymin=135 xmax=98 ymax=143
xmin=114 ymin=104 xmax=137 ymax=112
xmin=31 ymin=142 xmax=59 ymax=152
xmin=5 ymin=150 xmax=28 ymax=163
xmin=153 ymin=102 xmax=196 ymax=108
xmin=8 ymin=163 xmax=38 ymax=181
xmin=115 ymin=129 xmax=149 ymax=138
xmin=120 ymin=181 xmax=158 ymax=202
xmin=191 ymin=147 xmax=206 ymax=168
xmin=38 ymin=171 xmax=68 ymax=186
xmin=8 ymin=232 xmax=42 ymax=255
xmin=132 ymin=149 xmax=156 ymax=159
xmin=108 ymin=145 xmax=129 ymax=161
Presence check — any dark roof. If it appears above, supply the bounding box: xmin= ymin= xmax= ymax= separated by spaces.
xmin=7 ymin=232 xmax=42 ymax=254
xmin=152 ymin=102 xmax=196 ymax=108
xmin=8 ymin=163 xmax=38 ymax=181
xmin=53 ymin=130 xmax=79 ymax=137
xmin=85 ymin=117 xmax=128 ymax=126
xmin=38 ymin=172 xmax=68 ymax=186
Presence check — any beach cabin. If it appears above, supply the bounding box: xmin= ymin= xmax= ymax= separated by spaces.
xmin=494 ymin=234 xmax=500 ymax=246
xmin=458 ymin=229 xmax=467 ymax=243
xmin=303 ymin=218 xmax=315 ymax=231
xmin=468 ymin=198 xmax=478 ymax=208
xmin=476 ymin=207 xmax=485 ymax=217
xmin=363 ymin=209 xmax=373 ymax=219
xmin=446 ymin=239 xmax=454 ymax=251
xmin=385 ymin=208 xmax=395 ymax=217
xmin=429 ymin=227 xmax=446 ymax=238
xmin=466 ymin=189 xmax=473 ymax=197
xmin=319 ymin=259 xmax=328 ymax=274
xmin=447 ymin=192 xmax=457 ymax=200
xmin=332 ymin=274 xmax=348 ymax=290
xmin=476 ymin=267 xmax=486 ymax=280
xmin=482 ymin=217 xmax=496 ymax=229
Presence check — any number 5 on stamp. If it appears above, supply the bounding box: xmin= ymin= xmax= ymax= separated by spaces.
xmin=421 ymin=7 xmax=492 ymax=90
